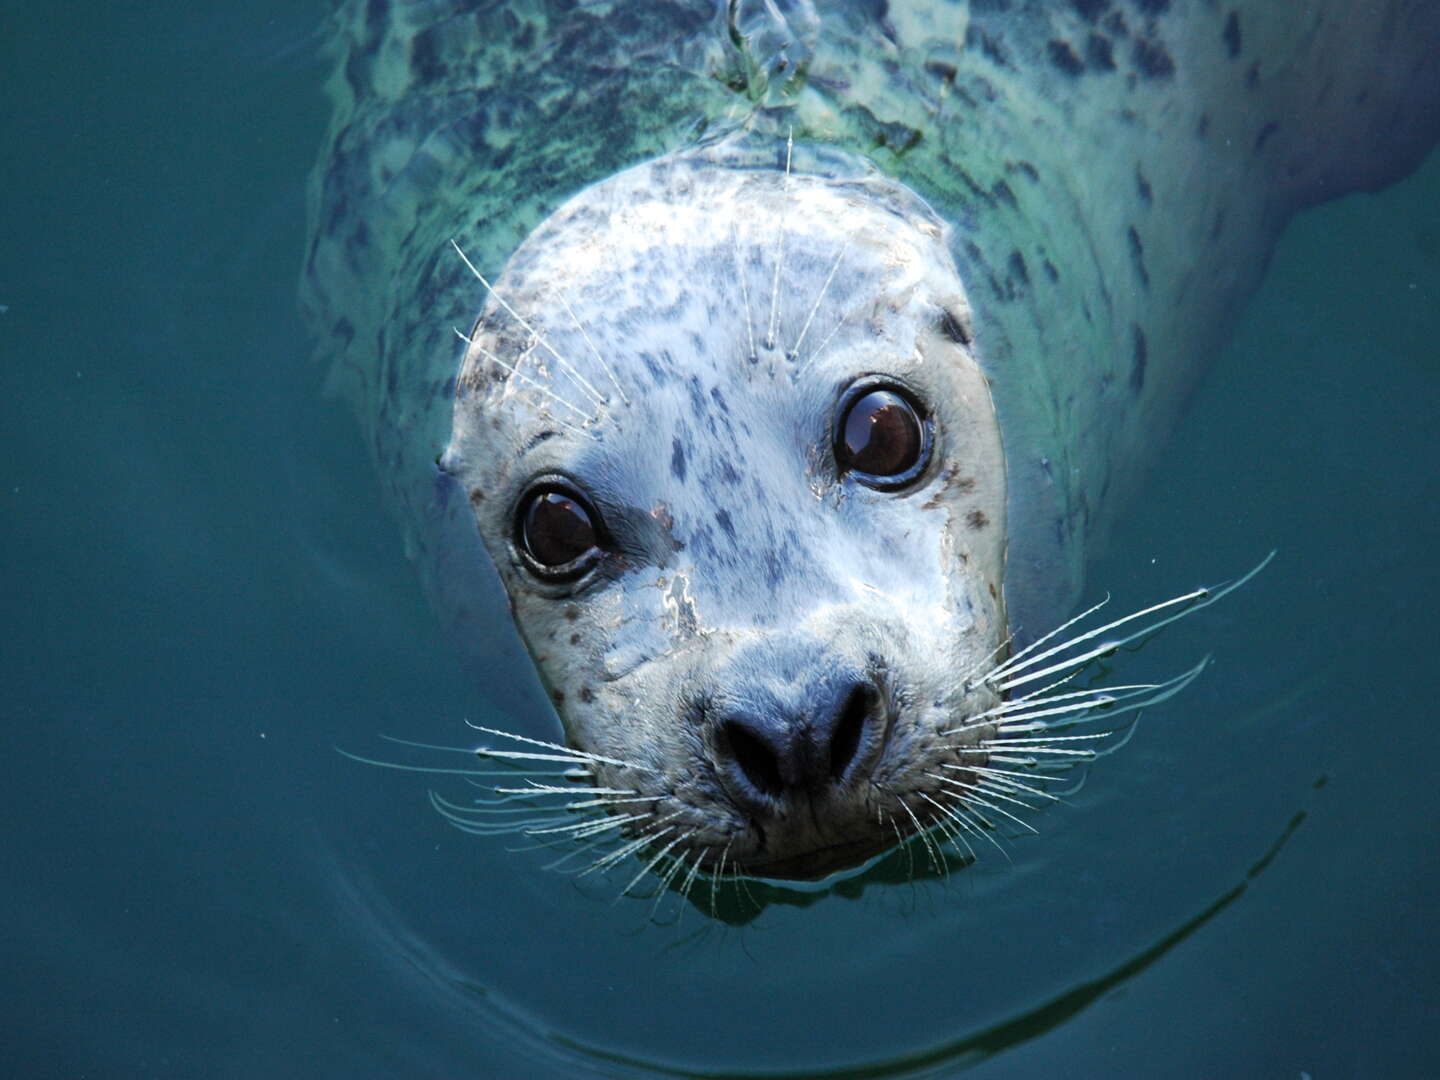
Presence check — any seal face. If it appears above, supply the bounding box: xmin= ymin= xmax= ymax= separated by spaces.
xmin=443 ymin=153 xmax=1009 ymax=879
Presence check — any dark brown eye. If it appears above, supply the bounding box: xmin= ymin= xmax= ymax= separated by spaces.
xmin=836 ymin=385 xmax=930 ymax=488
xmin=517 ymin=486 xmax=601 ymax=577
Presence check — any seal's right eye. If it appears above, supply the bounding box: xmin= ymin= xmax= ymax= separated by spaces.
xmin=835 ymin=382 xmax=931 ymax=490
xmin=516 ymin=486 xmax=601 ymax=579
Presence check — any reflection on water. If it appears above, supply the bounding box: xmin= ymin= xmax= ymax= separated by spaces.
xmin=3 ymin=3 xmax=1439 ymax=1077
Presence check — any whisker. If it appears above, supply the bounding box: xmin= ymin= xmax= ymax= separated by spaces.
xmin=962 ymin=765 xmax=1062 ymax=802
xmin=450 ymin=239 xmax=609 ymax=409
xmin=917 ymin=790 xmax=977 ymax=863
xmin=794 ymin=301 xmax=852 ymax=372
xmin=679 ymin=848 xmax=706 ymax=903
xmin=990 ymin=552 xmax=1274 ymax=693
xmin=619 ymin=833 xmax=687 ymax=899
xmin=732 ymin=226 xmax=757 ymax=362
xmin=949 ymin=800 xmax=1012 ymax=861
xmin=788 ymin=240 xmax=850 ymax=360
xmin=957 ymin=789 xmax=1039 ymax=835
xmin=466 ymin=723 xmax=657 ymax=773
xmin=576 ymin=825 xmax=671 ymax=879
xmin=989 ymin=594 xmax=1112 ymax=682
xmin=453 ymin=329 xmax=594 ymax=437
xmin=554 ymin=288 xmax=629 ymax=405
xmin=524 ymin=810 xmax=652 ymax=838
xmin=335 ymin=746 xmax=559 ymax=780
xmin=764 ymin=128 xmax=793 ymax=351
xmin=896 ymin=795 xmax=943 ymax=875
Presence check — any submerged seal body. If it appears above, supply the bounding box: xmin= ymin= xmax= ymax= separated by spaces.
xmin=304 ymin=1 xmax=1440 ymax=880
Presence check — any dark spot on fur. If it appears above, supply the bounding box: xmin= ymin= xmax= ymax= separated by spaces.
xmin=709 ymin=386 xmax=730 ymax=413
xmin=1007 ymin=250 xmax=1031 ymax=289
xmin=1245 ymin=60 xmax=1260 ymax=89
xmin=957 ymin=476 xmax=977 ymax=493
xmin=1047 ymin=39 xmax=1086 ymax=77
xmin=569 ymin=633 xmax=580 ymax=645
xmin=1071 ymin=0 xmax=1109 ymax=22
xmin=1010 ymin=161 xmax=1040 ymax=183
xmin=1254 ymin=121 xmax=1279 ymax=152
xmin=1130 ymin=324 xmax=1148 ymax=392
xmin=1127 ymin=226 xmax=1150 ymax=288
xmin=1136 ymin=167 xmax=1152 ymax=205
xmin=1043 ymin=259 xmax=1060 ymax=282
xmin=551 ymin=690 xmax=565 ymax=706
xmin=968 ymin=27 xmax=1013 ymax=68
xmin=925 ymin=59 xmax=958 ymax=84
xmin=409 ymin=27 xmax=443 ymax=83
xmin=579 ymin=686 xmax=594 ymax=704
xmin=468 ymin=489 xmax=485 ymax=507
xmin=1196 ymin=112 xmax=1210 ymax=138
xmin=992 ymin=179 xmax=1018 ymax=209
xmin=1133 ymin=37 xmax=1175 ymax=79
xmin=967 ymin=509 xmax=989 ymax=530
xmin=1133 ymin=0 xmax=1170 ymax=13
xmin=1104 ymin=10 xmax=1128 ymax=36
xmin=671 ymin=438 xmax=687 ymax=482
xmin=565 ymin=605 xmax=581 ymax=622
xmin=1222 ymin=11 xmax=1241 ymax=58
xmin=939 ymin=309 xmax=971 ymax=346
xmin=1086 ymin=34 xmax=1117 ymax=71
xmin=716 ymin=509 xmax=736 ymax=539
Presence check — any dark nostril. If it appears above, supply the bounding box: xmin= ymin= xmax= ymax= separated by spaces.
xmin=723 ymin=720 xmax=786 ymax=799
xmin=829 ymin=683 xmax=875 ymax=781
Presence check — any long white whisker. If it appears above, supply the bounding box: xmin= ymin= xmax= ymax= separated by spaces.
xmin=494 ymin=783 xmax=637 ymax=796
xmin=619 ymin=833 xmax=687 ymax=899
xmin=524 ymin=810 xmax=651 ymax=838
xmin=948 ymin=800 xmax=1012 ymax=861
xmin=764 ymin=128 xmax=793 ymax=351
xmin=789 ymin=240 xmax=849 ymax=359
xmin=336 ymin=747 xmax=555 ymax=779
xmin=989 ymin=595 xmax=1111 ymax=682
xmin=917 ymin=790 xmax=976 ymax=863
xmin=453 ymin=329 xmax=594 ymax=435
xmin=554 ymin=288 xmax=629 ymax=404
xmin=897 ymin=795 xmax=943 ymax=875
xmin=467 ymin=724 xmax=657 ymax=773
xmin=992 ymin=552 xmax=1274 ymax=693
xmin=450 ymin=240 xmax=609 ymax=408
xmin=732 ymin=226 xmax=757 ymax=362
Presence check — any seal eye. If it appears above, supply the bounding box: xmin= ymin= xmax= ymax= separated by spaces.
xmin=517 ymin=486 xmax=601 ymax=578
xmin=836 ymin=384 xmax=930 ymax=489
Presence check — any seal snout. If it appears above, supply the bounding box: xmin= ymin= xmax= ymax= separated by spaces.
xmin=705 ymin=640 xmax=888 ymax=816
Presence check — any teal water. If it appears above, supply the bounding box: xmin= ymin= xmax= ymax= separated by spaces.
xmin=3 ymin=4 xmax=1438 ymax=1077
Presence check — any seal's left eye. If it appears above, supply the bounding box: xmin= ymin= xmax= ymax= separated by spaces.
xmin=836 ymin=383 xmax=931 ymax=489
xmin=517 ymin=487 xmax=601 ymax=578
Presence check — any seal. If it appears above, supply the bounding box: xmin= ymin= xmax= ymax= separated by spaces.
xmin=304 ymin=1 xmax=1440 ymax=882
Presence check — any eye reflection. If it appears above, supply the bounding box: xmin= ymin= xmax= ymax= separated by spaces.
xmin=517 ymin=487 xmax=601 ymax=576
xmin=836 ymin=385 xmax=929 ymax=487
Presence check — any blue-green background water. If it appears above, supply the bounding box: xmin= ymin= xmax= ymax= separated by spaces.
xmin=4 ymin=4 xmax=1438 ymax=1077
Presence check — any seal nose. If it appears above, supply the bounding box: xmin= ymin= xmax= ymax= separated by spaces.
xmin=713 ymin=667 xmax=885 ymax=807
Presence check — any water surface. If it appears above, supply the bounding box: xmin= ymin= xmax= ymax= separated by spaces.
xmin=3 ymin=4 xmax=1438 ymax=1076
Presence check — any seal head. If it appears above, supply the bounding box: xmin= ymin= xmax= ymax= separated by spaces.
xmin=444 ymin=151 xmax=1007 ymax=880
